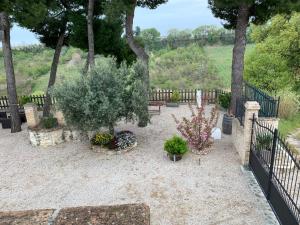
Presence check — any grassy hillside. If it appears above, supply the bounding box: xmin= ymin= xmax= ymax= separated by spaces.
xmin=150 ymin=44 xmax=225 ymax=90
xmin=0 ymin=44 xmax=256 ymax=95
xmin=203 ymin=44 xmax=255 ymax=89
xmin=0 ymin=46 xmax=84 ymax=95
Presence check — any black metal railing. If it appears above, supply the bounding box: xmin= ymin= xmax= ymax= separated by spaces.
xmin=250 ymin=116 xmax=300 ymax=225
xmin=235 ymin=97 xmax=246 ymax=126
xmin=244 ymin=82 xmax=280 ymax=117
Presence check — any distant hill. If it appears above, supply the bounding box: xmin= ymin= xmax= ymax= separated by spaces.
xmin=0 ymin=44 xmax=254 ymax=95
xmin=0 ymin=46 xmax=84 ymax=95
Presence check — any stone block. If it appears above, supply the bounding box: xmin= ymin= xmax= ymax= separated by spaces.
xmin=0 ymin=209 xmax=54 ymax=225
xmin=24 ymin=103 xmax=40 ymax=128
xmin=29 ymin=128 xmax=64 ymax=147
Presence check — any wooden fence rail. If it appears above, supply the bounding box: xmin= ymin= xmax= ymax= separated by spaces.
xmin=0 ymin=90 xmax=226 ymax=110
xmin=149 ymin=89 xmax=225 ymax=104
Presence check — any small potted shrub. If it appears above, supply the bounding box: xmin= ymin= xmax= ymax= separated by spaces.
xmin=166 ymin=90 xmax=180 ymax=107
xmin=164 ymin=136 xmax=188 ymax=161
xmin=91 ymin=132 xmax=114 ymax=147
xmin=218 ymin=92 xmax=233 ymax=135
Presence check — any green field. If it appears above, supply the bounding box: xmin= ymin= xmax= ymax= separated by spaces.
xmin=204 ymin=44 xmax=255 ymax=89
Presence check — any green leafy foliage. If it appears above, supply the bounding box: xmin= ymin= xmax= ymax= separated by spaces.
xmin=256 ymin=133 xmax=273 ymax=151
xmin=164 ymin=136 xmax=188 ymax=155
xmin=170 ymin=90 xmax=180 ymax=103
xmin=53 ymin=57 xmax=149 ymax=132
xmin=19 ymin=96 xmax=32 ymax=106
xmin=218 ymin=92 xmax=231 ymax=109
xmin=40 ymin=116 xmax=58 ymax=129
xmin=91 ymin=132 xmax=114 ymax=146
xmin=245 ymin=13 xmax=300 ymax=93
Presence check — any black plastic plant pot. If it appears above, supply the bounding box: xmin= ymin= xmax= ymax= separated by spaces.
xmin=166 ymin=102 xmax=179 ymax=107
xmin=19 ymin=112 xmax=27 ymax=123
xmin=1 ymin=118 xmax=11 ymax=129
xmin=168 ymin=153 xmax=183 ymax=162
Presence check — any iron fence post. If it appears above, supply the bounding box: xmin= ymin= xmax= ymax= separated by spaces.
xmin=267 ymin=128 xmax=278 ymax=200
xmin=276 ymin=97 xmax=280 ymax=117
xmin=250 ymin=113 xmax=255 ymax=151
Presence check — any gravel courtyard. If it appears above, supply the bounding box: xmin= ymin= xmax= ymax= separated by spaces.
xmin=0 ymin=105 xmax=278 ymax=225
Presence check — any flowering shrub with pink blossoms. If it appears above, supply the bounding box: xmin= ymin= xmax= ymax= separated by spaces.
xmin=172 ymin=104 xmax=219 ymax=154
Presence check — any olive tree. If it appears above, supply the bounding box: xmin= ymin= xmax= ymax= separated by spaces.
xmin=53 ymin=57 xmax=149 ymax=134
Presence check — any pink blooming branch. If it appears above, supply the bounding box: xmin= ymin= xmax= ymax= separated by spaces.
xmin=173 ymin=104 xmax=219 ymax=154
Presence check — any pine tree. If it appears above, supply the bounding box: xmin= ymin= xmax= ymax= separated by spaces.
xmin=208 ymin=0 xmax=291 ymax=113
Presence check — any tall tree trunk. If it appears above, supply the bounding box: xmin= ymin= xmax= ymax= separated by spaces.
xmin=125 ymin=3 xmax=149 ymax=65
xmin=0 ymin=12 xmax=21 ymax=133
xmin=87 ymin=0 xmax=95 ymax=70
xmin=125 ymin=2 xmax=150 ymax=127
xmin=43 ymin=31 xmax=65 ymax=117
xmin=230 ymin=4 xmax=249 ymax=114
xmin=83 ymin=52 xmax=89 ymax=75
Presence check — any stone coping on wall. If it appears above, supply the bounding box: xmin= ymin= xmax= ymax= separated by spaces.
xmin=0 ymin=204 xmax=150 ymax=225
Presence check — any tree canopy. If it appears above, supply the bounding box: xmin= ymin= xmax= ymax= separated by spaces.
xmin=245 ymin=13 xmax=300 ymax=93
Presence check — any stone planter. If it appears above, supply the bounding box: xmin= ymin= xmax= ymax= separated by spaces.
xmin=29 ymin=127 xmax=64 ymax=147
xmin=91 ymin=141 xmax=137 ymax=155
xmin=166 ymin=102 xmax=179 ymax=107
xmin=63 ymin=129 xmax=85 ymax=142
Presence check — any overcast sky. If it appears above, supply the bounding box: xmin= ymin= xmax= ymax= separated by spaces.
xmin=10 ymin=0 xmax=223 ymax=46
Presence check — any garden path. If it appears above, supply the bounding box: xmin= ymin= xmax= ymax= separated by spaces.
xmin=0 ymin=105 xmax=278 ymax=225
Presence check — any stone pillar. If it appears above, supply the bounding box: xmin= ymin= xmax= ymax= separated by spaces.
xmin=55 ymin=111 xmax=65 ymax=126
xmin=242 ymin=101 xmax=260 ymax=165
xmin=24 ymin=103 xmax=40 ymax=128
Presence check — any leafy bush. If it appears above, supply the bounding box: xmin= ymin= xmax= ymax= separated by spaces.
xmin=218 ymin=92 xmax=231 ymax=109
xmin=53 ymin=57 xmax=149 ymax=133
xmin=164 ymin=136 xmax=188 ymax=155
xmin=19 ymin=96 xmax=32 ymax=106
xmin=277 ymin=89 xmax=300 ymax=119
xmin=256 ymin=133 xmax=273 ymax=151
xmin=91 ymin=132 xmax=114 ymax=146
xmin=173 ymin=104 xmax=219 ymax=154
xmin=40 ymin=116 xmax=58 ymax=129
xmin=245 ymin=13 xmax=300 ymax=92
xmin=170 ymin=90 xmax=181 ymax=103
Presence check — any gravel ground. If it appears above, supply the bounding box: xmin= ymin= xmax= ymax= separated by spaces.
xmin=0 ymin=105 xmax=278 ymax=225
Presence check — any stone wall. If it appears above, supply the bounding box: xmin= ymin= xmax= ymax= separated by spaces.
xmin=258 ymin=117 xmax=280 ymax=129
xmin=232 ymin=101 xmax=260 ymax=166
xmin=29 ymin=128 xmax=64 ymax=147
xmin=232 ymin=118 xmax=246 ymax=164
